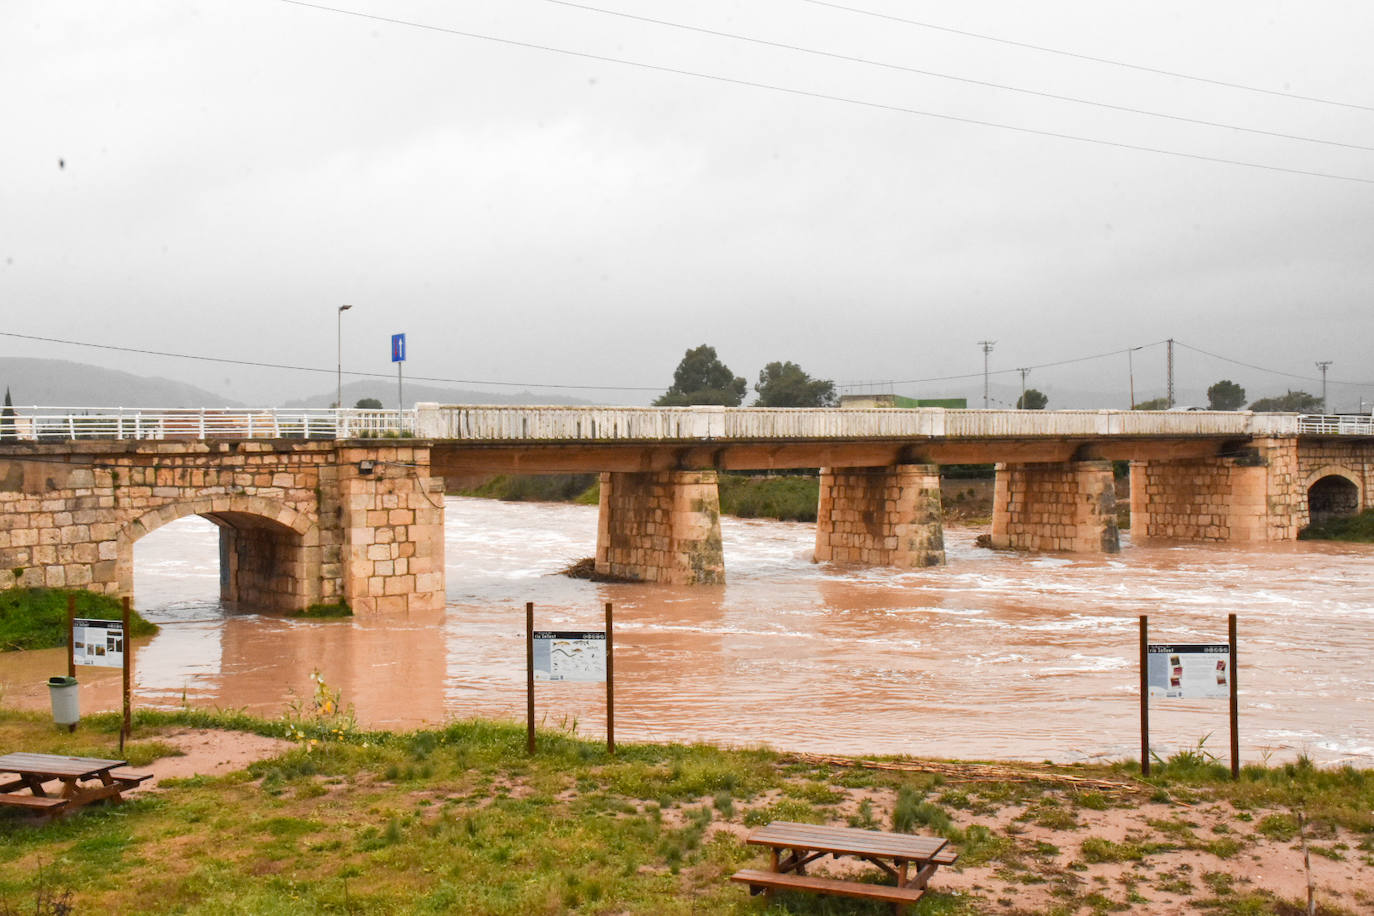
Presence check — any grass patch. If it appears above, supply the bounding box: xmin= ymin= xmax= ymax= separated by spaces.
xmin=1298 ymin=508 xmax=1374 ymax=542
xmin=458 ymin=473 xmax=599 ymax=504
xmin=290 ymin=600 xmax=353 ymax=619
xmin=0 ymin=587 xmax=157 ymax=652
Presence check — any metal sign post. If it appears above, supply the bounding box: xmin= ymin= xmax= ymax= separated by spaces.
xmin=1141 ymin=615 xmax=1239 ymax=779
xmin=121 ymin=597 xmax=132 ymax=751
xmin=391 ymin=332 xmax=406 ymax=415
xmin=71 ymin=597 xmax=134 ymax=749
xmin=1139 ymin=615 xmax=1149 ymax=776
xmin=525 ymin=602 xmax=615 ymax=754
xmin=605 ymin=602 xmax=615 ymax=754
xmin=67 ymin=593 xmax=77 ymax=678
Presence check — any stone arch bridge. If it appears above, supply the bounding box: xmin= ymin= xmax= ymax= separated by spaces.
xmin=0 ymin=405 xmax=1370 ymax=614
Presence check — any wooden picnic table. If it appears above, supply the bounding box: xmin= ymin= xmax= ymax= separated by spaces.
xmin=0 ymin=752 xmax=151 ymax=818
xmin=731 ymin=821 xmax=958 ymax=914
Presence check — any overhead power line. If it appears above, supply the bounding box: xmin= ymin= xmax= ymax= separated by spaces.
xmin=838 ymin=341 xmax=1167 ymax=388
xmin=275 ymin=0 xmax=1374 ymax=185
xmin=1173 ymin=340 xmax=1374 ymax=388
xmin=545 ymin=0 xmax=1374 ymax=153
xmin=0 ymin=331 xmax=662 ymax=392
xmin=800 ymin=0 xmax=1374 ymax=114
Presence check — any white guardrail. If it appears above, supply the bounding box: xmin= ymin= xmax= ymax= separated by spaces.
xmin=0 ymin=407 xmax=413 ymax=441
xmin=0 ymin=405 xmax=1368 ymax=442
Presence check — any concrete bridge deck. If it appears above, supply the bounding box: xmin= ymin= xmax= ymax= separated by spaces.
xmin=2 ymin=406 xmax=1372 ymax=611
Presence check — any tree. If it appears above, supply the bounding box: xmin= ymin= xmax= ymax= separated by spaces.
xmin=1016 ymin=388 xmax=1048 ymax=410
xmin=753 ymin=361 xmax=837 ymax=407
xmin=653 ymin=344 xmax=747 ymax=406
xmin=1133 ymin=396 xmax=1171 ymax=410
xmin=1249 ymin=390 xmax=1323 ymax=413
xmin=0 ymin=388 xmax=13 ymax=440
xmin=1206 ymin=379 xmax=1246 ymax=411
xmin=354 ymin=397 xmax=384 ymax=410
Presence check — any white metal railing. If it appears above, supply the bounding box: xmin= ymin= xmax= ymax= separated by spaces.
xmin=0 ymin=406 xmax=1365 ymax=443
xmin=0 ymin=407 xmax=414 ymax=441
xmin=412 ymin=404 xmax=1310 ymax=441
xmin=1297 ymin=414 xmax=1374 ymax=435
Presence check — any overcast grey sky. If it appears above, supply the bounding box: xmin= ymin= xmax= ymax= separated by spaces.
xmin=3 ymin=0 xmax=1372 ymax=408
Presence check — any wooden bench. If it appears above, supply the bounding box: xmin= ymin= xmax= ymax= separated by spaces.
xmin=731 ymin=869 xmax=927 ymax=905
xmin=110 ymin=769 xmax=154 ymax=788
xmin=0 ymin=794 xmax=69 ymax=812
xmin=733 ymin=821 xmax=957 ymax=914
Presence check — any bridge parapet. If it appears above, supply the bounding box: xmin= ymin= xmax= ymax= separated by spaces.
xmin=414 ymin=404 xmax=1301 ymax=441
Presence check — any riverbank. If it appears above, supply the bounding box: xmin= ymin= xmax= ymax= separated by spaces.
xmin=457 ymin=473 xmax=997 ymax=524
xmin=0 ymin=587 xmax=158 ymax=652
xmin=1 ymin=705 xmax=1368 ymax=915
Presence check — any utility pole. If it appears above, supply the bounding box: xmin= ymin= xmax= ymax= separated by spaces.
xmin=1017 ymin=368 xmax=1030 ymax=409
xmin=1128 ymin=346 xmax=1141 ymax=409
xmin=336 ymin=304 xmax=352 ymax=411
xmin=1166 ymin=338 xmax=1175 ymax=408
xmin=1316 ymin=361 xmax=1333 ymax=414
xmin=978 ymin=340 xmax=996 ymax=408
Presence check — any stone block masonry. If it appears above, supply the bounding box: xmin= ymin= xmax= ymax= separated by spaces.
xmin=0 ymin=441 xmax=444 ymax=614
xmin=991 ymin=460 xmax=1119 ymax=553
xmin=1130 ymin=438 xmax=1299 ymax=542
xmin=595 ymin=470 xmax=724 ymax=584
xmin=814 ymin=465 xmax=945 ymax=568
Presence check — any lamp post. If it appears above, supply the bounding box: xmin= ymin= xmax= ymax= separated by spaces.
xmin=337 ymin=305 xmax=352 ymax=411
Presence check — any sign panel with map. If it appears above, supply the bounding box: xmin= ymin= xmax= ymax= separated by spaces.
xmin=533 ymin=631 xmax=607 ymax=682
xmin=1147 ymin=643 xmax=1231 ymax=699
xmin=72 ymin=617 xmax=125 ymax=669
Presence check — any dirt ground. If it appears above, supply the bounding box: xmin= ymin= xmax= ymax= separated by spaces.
xmin=123 ymin=732 xmax=1371 ymax=914
xmin=130 ymin=727 xmax=293 ymax=787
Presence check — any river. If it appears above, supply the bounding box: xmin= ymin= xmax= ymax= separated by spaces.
xmin=5 ymin=496 xmax=1372 ymax=766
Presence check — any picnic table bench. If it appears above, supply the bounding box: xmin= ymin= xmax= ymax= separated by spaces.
xmin=732 ymin=821 xmax=958 ymax=914
xmin=0 ymin=752 xmax=152 ymax=820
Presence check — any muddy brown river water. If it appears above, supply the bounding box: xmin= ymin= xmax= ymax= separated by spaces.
xmin=5 ymin=496 xmax=1372 ymax=766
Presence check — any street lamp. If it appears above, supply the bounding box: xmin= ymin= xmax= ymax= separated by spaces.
xmin=337 ymin=305 xmax=352 ymax=410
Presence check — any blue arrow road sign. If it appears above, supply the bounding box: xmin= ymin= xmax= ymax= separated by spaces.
xmin=391 ymin=333 xmax=406 ymax=362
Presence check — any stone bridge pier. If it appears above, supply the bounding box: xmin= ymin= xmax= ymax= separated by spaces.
xmin=0 ymin=441 xmax=444 ymax=614
xmin=594 ymin=470 xmax=725 ymax=584
xmin=814 ymin=465 xmax=946 ymax=567
xmin=991 ymin=459 xmax=1120 ymax=553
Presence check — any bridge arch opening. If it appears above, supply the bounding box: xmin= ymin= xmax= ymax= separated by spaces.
xmin=1307 ymin=474 xmax=1361 ymax=526
xmin=119 ymin=497 xmax=322 ymax=613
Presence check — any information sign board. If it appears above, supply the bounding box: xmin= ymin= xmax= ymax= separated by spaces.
xmin=391 ymin=333 xmax=406 ymax=362
xmin=72 ymin=617 xmax=125 ymax=669
xmin=533 ymin=630 xmax=606 ymax=682
xmin=1147 ymin=643 xmax=1230 ymax=699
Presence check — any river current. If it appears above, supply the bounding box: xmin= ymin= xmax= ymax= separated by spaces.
xmin=5 ymin=496 xmax=1372 ymax=766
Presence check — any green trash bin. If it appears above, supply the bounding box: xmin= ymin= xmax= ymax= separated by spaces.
xmin=48 ymin=675 xmax=79 ymax=727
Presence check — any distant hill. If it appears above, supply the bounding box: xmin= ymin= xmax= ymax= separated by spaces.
xmin=0 ymin=358 xmax=243 ymax=407
xmin=285 ymin=380 xmax=591 ymax=409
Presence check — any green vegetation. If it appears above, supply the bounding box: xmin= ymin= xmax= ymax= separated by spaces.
xmin=1249 ymin=389 xmax=1323 ymax=413
xmin=1016 ymin=388 xmax=1048 ymax=410
xmin=1207 ymin=379 xmax=1246 ymax=411
xmin=752 ymin=360 xmax=837 ymax=408
xmin=1 ymin=704 xmax=1371 ymax=914
xmin=353 ymin=397 xmax=384 ymax=410
xmin=291 ymin=601 xmax=353 ymax=619
xmin=459 ymin=473 xmax=599 ymax=504
xmin=1298 ymin=509 xmax=1374 ymax=542
xmin=0 ymin=588 xmax=157 ymax=652
xmin=461 ymin=473 xmax=820 ymax=521
xmin=654 ymin=344 xmax=747 ymax=407
xmin=1133 ymin=396 xmax=1171 ymax=410
xmin=0 ymin=386 xmax=14 ymax=440
xmin=718 ymin=474 xmax=819 ymax=522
